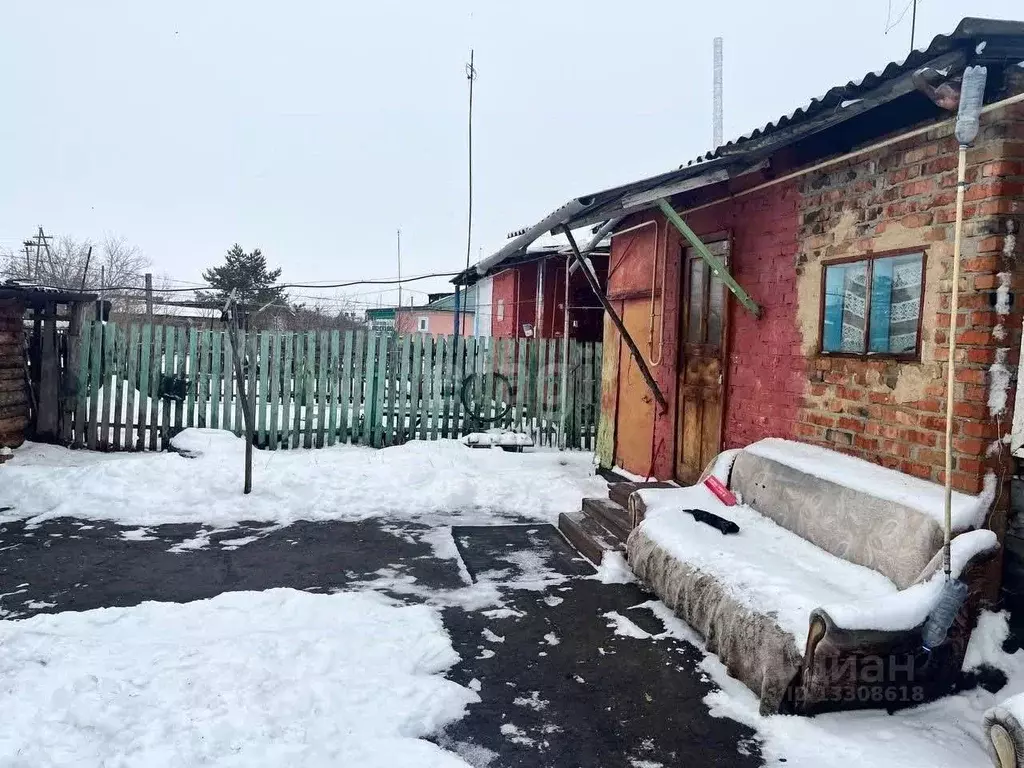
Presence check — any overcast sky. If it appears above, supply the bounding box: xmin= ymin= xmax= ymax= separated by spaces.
xmin=2 ymin=1 xmax=1022 ymax=311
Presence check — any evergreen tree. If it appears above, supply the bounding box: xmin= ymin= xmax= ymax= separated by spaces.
xmin=200 ymin=244 xmax=286 ymax=312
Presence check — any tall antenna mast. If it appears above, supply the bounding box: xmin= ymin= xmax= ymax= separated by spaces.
xmin=713 ymin=37 xmax=723 ymax=149
xmin=910 ymin=0 xmax=918 ymax=52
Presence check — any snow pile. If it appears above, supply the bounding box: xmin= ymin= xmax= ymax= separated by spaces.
xmin=0 ymin=588 xmax=477 ymax=767
xmin=636 ymin=484 xmax=897 ymax=647
xmin=634 ymin=600 xmax=1024 ymax=767
xmin=461 ymin=429 xmax=534 ymax=448
xmin=591 ymin=550 xmax=636 ymax=584
xmin=819 ymin=528 xmax=998 ymax=632
xmin=0 ymin=429 xmax=606 ymax=528
xmin=745 ymin=438 xmax=995 ymax=530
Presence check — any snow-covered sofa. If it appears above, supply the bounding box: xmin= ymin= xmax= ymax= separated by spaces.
xmin=626 ymin=438 xmax=999 ymax=715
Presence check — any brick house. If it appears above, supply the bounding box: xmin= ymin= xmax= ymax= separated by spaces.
xmin=479 ymin=18 xmax=1024 ymax=555
xmin=454 ymin=228 xmax=609 ymax=342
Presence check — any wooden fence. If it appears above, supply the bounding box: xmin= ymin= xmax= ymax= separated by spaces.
xmin=65 ymin=322 xmax=602 ymax=452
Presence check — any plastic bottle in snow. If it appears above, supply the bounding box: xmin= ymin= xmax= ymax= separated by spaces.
xmin=922 ymin=579 xmax=969 ymax=651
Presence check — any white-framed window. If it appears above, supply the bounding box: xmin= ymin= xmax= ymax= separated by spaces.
xmin=496 ymin=299 xmax=505 ymax=322
xmin=417 ymin=316 xmax=429 ymax=332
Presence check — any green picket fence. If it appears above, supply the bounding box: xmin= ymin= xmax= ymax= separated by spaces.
xmin=68 ymin=321 xmax=602 ymax=452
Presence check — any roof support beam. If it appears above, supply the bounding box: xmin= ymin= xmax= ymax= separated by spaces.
xmin=655 ymin=198 xmax=762 ymax=318
xmin=561 ymin=225 xmax=668 ymax=413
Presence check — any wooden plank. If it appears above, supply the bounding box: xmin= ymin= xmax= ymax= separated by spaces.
xmin=97 ymin=323 xmax=115 ymax=449
xmin=185 ymin=328 xmax=197 ymax=430
xmin=281 ymin=332 xmax=294 ymax=448
xmin=303 ymin=332 xmax=316 ymax=449
xmin=222 ymin=326 xmax=235 ymax=434
xmin=373 ymin=333 xmax=389 ymax=447
xmin=83 ymin=321 xmax=100 ymax=450
xmin=172 ymin=326 xmax=186 ymax=437
xmin=360 ymin=333 xmax=377 ymax=446
xmin=394 ymin=334 xmax=410 ymax=442
xmin=73 ymin=318 xmax=91 ymax=447
xmin=514 ymin=339 xmax=527 ymax=433
xmin=350 ymin=331 xmax=365 ymax=444
xmin=123 ymin=325 xmax=140 ymax=451
xmin=267 ymin=333 xmax=281 ymax=450
xmin=338 ymin=331 xmax=353 ymax=444
xmin=195 ymin=331 xmax=209 ymax=429
xmin=323 ymin=331 xmax=339 ymax=446
xmin=419 ymin=336 xmax=433 ymax=441
xmin=209 ymin=331 xmax=222 ymax=431
xmin=245 ymin=330 xmax=258 ymax=446
xmin=256 ymin=332 xmax=268 ymax=446
xmin=290 ymin=333 xmax=304 ymax=449
xmin=431 ymin=336 xmax=446 ymax=440
xmin=160 ymin=326 xmax=174 ymax=445
xmin=590 ymin=343 xmax=601 ymax=451
xmin=315 ymin=331 xmax=328 ymax=447
xmin=407 ymin=333 xmax=423 ymax=442
xmin=136 ymin=325 xmax=152 ymax=449
xmin=147 ymin=326 xmax=163 ymax=451
xmin=382 ymin=333 xmax=398 ymax=445
xmin=111 ymin=325 xmax=126 ymax=450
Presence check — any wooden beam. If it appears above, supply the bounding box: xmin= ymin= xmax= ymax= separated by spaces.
xmin=656 ymin=198 xmax=762 ymax=318
xmin=561 ymin=226 xmax=668 ymax=412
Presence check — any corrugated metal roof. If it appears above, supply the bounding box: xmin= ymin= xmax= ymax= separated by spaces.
xmin=684 ymin=16 xmax=1024 ymax=165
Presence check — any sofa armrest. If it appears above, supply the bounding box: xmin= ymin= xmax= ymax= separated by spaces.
xmin=813 ymin=529 xmax=998 ymax=634
xmin=795 ymin=531 xmax=998 ymax=715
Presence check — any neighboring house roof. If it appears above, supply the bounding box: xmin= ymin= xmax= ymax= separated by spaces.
xmin=0 ymin=280 xmax=98 ymax=306
xmin=455 ymin=225 xmax=611 ymax=285
xmin=461 ymin=17 xmax=1024 ymax=277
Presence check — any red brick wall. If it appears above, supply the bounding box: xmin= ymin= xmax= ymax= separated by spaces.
xmin=793 ymin=104 xmax=1024 ymax=495
xmin=683 ymin=182 xmax=803 ymax=449
xmin=0 ymin=298 xmax=28 ymax=460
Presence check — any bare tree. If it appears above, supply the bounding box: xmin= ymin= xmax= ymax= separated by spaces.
xmin=1 ymin=234 xmax=150 ymax=298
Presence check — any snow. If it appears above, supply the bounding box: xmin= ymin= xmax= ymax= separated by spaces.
xmin=745 ymin=438 xmax=994 ymax=531
xmin=604 ymin=610 xmax=653 ymax=639
xmin=819 ymin=529 xmax=998 ymax=632
xmin=462 ymin=429 xmax=534 ymax=448
xmin=627 ymin=599 xmax=1024 ymax=768
xmin=0 ymin=430 xmax=606 ymax=529
xmin=990 ymin=347 xmax=1011 ymax=416
xmin=637 ymin=483 xmax=897 ymax=647
xmin=592 ymin=550 xmax=636 ymax=584
xmin=0 ymin=588 xmax=477 ymax=767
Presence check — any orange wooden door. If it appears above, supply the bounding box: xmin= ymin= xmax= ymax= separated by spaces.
xmin=614 ymin=298 xmax=655 ymax=476
xmin=675 ymin=238 xmax=730 ymax=484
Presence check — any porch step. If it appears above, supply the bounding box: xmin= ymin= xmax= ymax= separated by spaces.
xmin=607 ymin=481 xmax=675 ymax=510
xmin=582 ymin=497 xmax=632 ymax=541
xmin=557 ymin=510 xmax=624 ymax=566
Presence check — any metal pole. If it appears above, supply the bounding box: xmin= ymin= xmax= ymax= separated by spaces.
xmin=145 ymin=272 xmax=153 ymax=323
xmin=910 ymin=0 xmax=918 ymax=53
xmin=396 ymin=229 xmax=402 ymax=313
xmin=561 ymin=226 xmax=667 ymax=411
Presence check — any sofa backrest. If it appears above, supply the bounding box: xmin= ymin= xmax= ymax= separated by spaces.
xmin=728 ymin=451 xmax=943 ymax=589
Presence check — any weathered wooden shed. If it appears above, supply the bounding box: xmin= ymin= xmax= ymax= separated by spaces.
xmin=0 ymin=283 xmax=97 ymax=459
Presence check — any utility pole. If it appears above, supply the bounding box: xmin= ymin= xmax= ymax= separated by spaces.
xmin=145 ymin=273 xmax=153 ymax=323
xmin=396 ymin=229 xmax=402 ymax=315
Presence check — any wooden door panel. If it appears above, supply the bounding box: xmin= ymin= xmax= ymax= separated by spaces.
xmin=675 ymin=238 xmax=730 ymax=484
xmin=615 ymin=298 xmax=655 ymax=476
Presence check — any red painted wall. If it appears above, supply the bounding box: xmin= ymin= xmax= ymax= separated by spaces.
xmin=608 ymin=181 xmax=801 ymax=479
xmin=490 ymin=269 xmax=517 ymax=338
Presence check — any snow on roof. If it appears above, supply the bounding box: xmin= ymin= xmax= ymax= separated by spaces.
xmin=744 ymin=438 xmax=996 ymax=531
